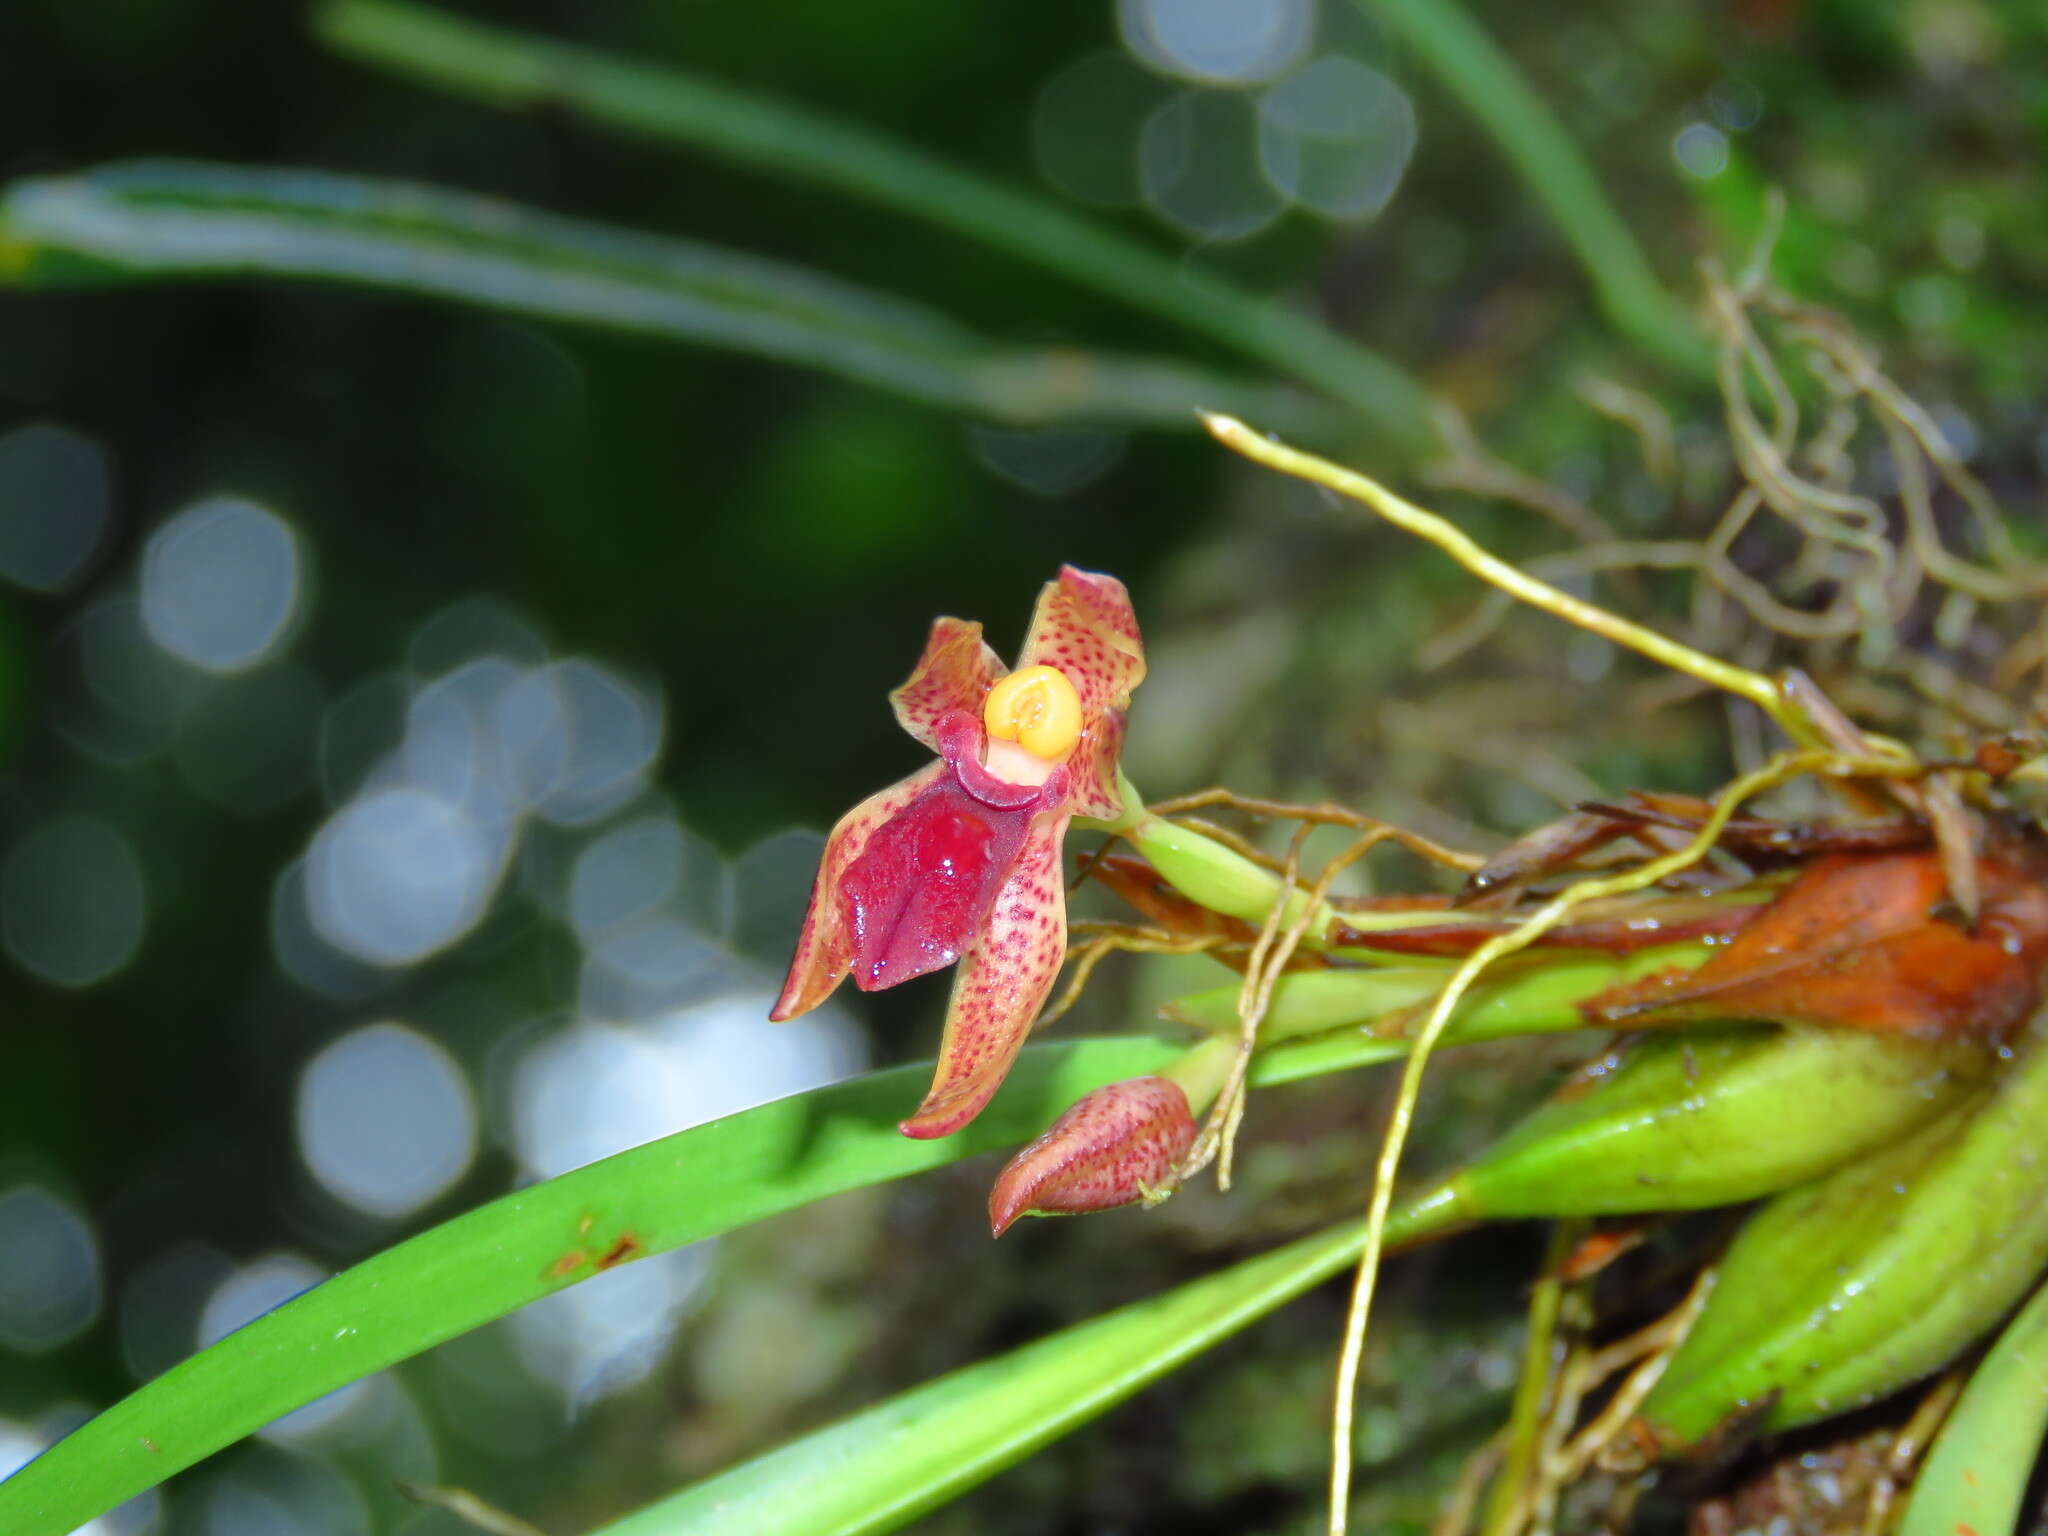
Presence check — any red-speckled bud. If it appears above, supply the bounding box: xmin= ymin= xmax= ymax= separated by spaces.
xmin=988 ymin=1075 xmax=1196 ymax=1237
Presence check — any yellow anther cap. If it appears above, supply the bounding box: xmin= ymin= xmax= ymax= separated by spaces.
xmin=982 ymin=665 xmax=1083 ymax=760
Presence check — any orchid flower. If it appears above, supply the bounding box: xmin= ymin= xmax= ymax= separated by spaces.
xmin=771 ymin=567 xmax=1146 ymax=1139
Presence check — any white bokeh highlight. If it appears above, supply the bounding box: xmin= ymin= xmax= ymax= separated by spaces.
xmin=296 ymin=1023 xmax=477 ymax=1219
xmin=578 ymin=915 xmax=739 ymax=1022
xmin=1119 ymin=0 xmax=1315 ymax=84
xmin=294 ymin=647 xmax=664 ymax=975
xmin=496 ymin=659 xmax=664 ymax=826
xmin=0 ymin=1186 xmax=101 ymax=1352
xmin=269 ymin=858 xmax=386 ymax=1005
xmin=140 ymin=497 xmax=302 ymax=673
xmin=242 ymin=586 xmax=873 ymax=1416
xmin=1142 ymin=89 xmax=1287 ymax=240
xmin=307 ymin=786 xmax=496 ymax=967
xmin=569 ymin=813 xmax=685 ymax=938
xmin=1672 ymin=120 xmax=1730 ymax=180
xmin=1259 ymin=58 xmax=1418 ymax=220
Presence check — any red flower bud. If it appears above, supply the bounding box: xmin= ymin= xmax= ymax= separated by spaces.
xmin=988 ymin=1075 xmax=1196 ymax=1237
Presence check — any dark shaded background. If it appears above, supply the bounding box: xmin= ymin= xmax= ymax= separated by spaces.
xmin=0 ymin=2 xmax=2043 ymax=1532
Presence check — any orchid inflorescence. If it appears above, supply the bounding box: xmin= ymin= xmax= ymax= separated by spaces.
xmin=766 ymin=401 xmax=2048 ymax=1535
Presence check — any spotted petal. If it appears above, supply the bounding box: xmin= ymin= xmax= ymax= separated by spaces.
xmin=835 ymin=725 xmax=1042 ymax=993
xmin=987 ymin=1076 xmax=1196 ymax=1237
xmin=889 ymin=617 xmax=1007 ymax=753
xmin=1061 ymin=707 xmax=1129 ymax=822
xmin=770 ymin=760 xmax=948 ymax=1023
xmin=1018 ymin=567 xmax=1145 ymax=714
xmin=898 ymin=813 xmax=1071 ymax=1138
xmin=1017 ymin=567 xmax=1145 ymax=819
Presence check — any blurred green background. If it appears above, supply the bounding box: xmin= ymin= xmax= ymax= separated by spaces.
xmin=0 ymin=0 xmax=2042 ymax=1531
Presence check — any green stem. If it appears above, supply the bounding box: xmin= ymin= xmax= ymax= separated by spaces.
xmin=1123 ymin=810 xmax=1335 ymax=939
xmin=1172 ymin=967 xmax=1452 ymax=1039
xmin=313 ymin=0 xmax=1436 ymax=444
xmin=1116 ymin=805 xmax=1481 ymax=957
xmin=1365 ymin=0 xmax=1710 ymax=378
xmin=1158 ymin=1034 xmax=1238 ymax=1115
xmin=1179 ymin=941 xmax=1714 ymax=1062
xmin=1204 ymin=414 xmax=1823 ymax=745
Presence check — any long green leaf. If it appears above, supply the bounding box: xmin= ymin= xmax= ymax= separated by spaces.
xmin=0 ymin=161 xmax=1331 ymax=433
xmin=587 ymin=1218 xmax=1377 ymax=1536
xmin=0 ymin=1036 xmax=1181 ymax=1536
xmin=1365 ymin=0 xmax=1710 ymax=378
xmin=1900 ymin=1278 xmax=2048 ymax=1536
xmin=311 ymin=0 xmax=1435 ymax=444
xmin=0 ymin=969 xmax=1609 ymax=1536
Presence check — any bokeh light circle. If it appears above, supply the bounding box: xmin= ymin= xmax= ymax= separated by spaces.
xmin=496 ymin=659 xmax=663 ymax=825
xmin=1141 ymin=89 xmax=1287 ymax=241
xmin=569 ymin=813 xmax=685 ymax=937
xmin=1672 ymin=120 xmax=1730 ymax=180
xmin=1118 ymin=0 xmax=1315 ymax=85
xmin=306 ymin=787 xmax=496 ymax=967
xmin=296 ymin=1022 xmax=478 ymax=1219
xmin=1258 ymin=57 xmax=1418 ymax=220
xmin=0 ymin=1185 xmax=101 ymax=1352
xmin=140 ymin=496 xmax=302 ymax=672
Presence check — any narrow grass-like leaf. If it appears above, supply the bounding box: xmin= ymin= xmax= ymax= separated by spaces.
xmin=587 ymin=1218 xmax=1395 ymax=1536
xmin=0 ymin=949 xmax=1631 ymax=1536
xmin=0 ymin=1037 xmax=1182 ymax=1536
xmin=1364 ymin=0 xmax=1710 ymax=378
xmin=311 ymin=0 xmax=1435 ymax=443
xmin=0 ymin=161 xmax=1330 ymax=433
xmin=1900 ymin=1279 xmax=2048 ymax=1536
